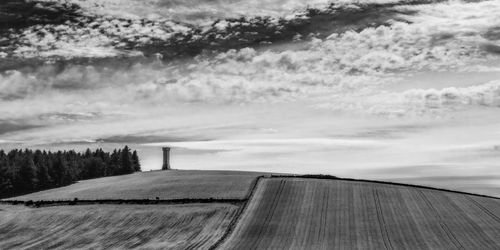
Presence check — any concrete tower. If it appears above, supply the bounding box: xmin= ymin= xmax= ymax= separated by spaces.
xmin=162 ymin=147 xmax=171 ymax=170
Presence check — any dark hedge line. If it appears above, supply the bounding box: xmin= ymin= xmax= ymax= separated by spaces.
xmin=0 ymin=146 xmax=140 ymax=198
xmin=1 ymin=197 xmax=245 ymax=207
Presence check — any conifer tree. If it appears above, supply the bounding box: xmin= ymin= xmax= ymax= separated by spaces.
xmin=0 ymin=147 xmax=141 ymax=198
xmin=132 ymin=150 xmax=141 ymax=172
xmin=0 ymin=151 xmax=12 ymax=194
xmin=17 ymin=150 xmax=37 ymax=191
xmin=120 ymin=146 xmax=134 ymax=174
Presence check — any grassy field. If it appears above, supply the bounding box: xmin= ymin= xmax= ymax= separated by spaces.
xmin=221 ymin=178 xmax=500 ymax=249
xmin=11 ymin=170 xmax=265 ymax=201
xmin=0 ymin=203 xmax=237 ymax=249
xmin=5 ymin=171 xmax=500 ymax=249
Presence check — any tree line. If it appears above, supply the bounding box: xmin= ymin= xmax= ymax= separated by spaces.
xmin=0 ymin=146 xmax=140 ymax=198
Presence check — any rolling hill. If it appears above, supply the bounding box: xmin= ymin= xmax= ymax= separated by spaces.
xmin=221 ymin=177 xmax=500 ymax=249
xmin=2 ymin=171 xmax=500 ymax=249
xmin=11 ymin=170 xmax=265 ymax=201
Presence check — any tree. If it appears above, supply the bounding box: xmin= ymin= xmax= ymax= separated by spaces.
xmin=120 ymin=146 xmax=134 ymax=174
xmin=52 ymin=153 xmax=69 ymax=186
xmin=0 ymin=151 xmax=12 ymax=195
xmin=87 ymin=157 xmax=104 ymax=179
xmin=132 ymin=150 xmax=141 ymax=172
xmin=17 ymin=150 xmax=38 ymax=191
xmin=107 ymin=149 xmax=120 ymax=176
xmin=36 ymin=163 xmax=52 ymax=189
xmin=33 ymin=150 xmax=51 ymax=188
xmin=0 ymin=147 xmax=141 ymax=198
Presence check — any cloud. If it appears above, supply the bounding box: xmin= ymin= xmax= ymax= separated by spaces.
xmin=2 ymin=1 xmax=499 ymax=113
xmin=1 ymin=0 xmax=500 ymax=144
xmin=0 ymin=121 xmax=42 ymax=136
xmin=318 ymin=80 xmax=500 ymax=116
xmin=402 ymin=81 xmax=500 ymax=108
xmin=43 ymin=0 xmax=333 ymax=24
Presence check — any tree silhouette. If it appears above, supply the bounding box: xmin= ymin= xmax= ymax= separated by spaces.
xmin=120 ymin=146 xmax=134 ymax=174
xmin=0 ymin=147 xmax=141 ymax=198
xmin=132 ymin=150 xmax=141 ymax=172
xmin=17 ymin=150 xmax=37 ymax=191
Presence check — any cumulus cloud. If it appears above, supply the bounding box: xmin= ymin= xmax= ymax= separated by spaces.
xmin=317 ymin=80 xmax=500 ymax=117
xmin=6 ymin=16 xmax=191 ymax=58
xmin=402 ymin=81 xmax=500 ymax=108
xmin=38 ymin=0 xmax=332 ymax=24
xmin=3 ymin=0 xmax=500 ymax=111
xmin=2 ymin=0 xmax=500 ymax=144
xmin=8 ymin=0 xmax=499 ymax=62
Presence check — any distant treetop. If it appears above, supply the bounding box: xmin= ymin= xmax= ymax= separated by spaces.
xmin=0 ymin=146 xmax=141 ymax=198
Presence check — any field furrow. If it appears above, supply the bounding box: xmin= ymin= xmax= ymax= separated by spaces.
xmin=267 ymin=181 xmax=301 ymax=249
xmin=290 ymin=180 xmax=316 ymax=249
xmin=465 ymin=196 xmax=500 ymax=223
xmin=0 ymin=203 xmax=237 ymax=249
xmin=425 ymin=191 xmax=499 ymax=249
xmin=221 ymin=177 xmax=500 ymax=250
xmin=352 ymin=183 xmax=386 ymax=249
xmin=450 ymin=195 xmax=500 ymax=247
xmin=373 ymin=188 xmax=394 ymax=250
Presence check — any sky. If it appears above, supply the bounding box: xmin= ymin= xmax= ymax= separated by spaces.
xmin=1 ymin=0 xmax=500 ymax=196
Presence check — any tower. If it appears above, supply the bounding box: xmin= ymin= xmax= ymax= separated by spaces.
xmin=162 ymin=147 xmax=171 ymax=170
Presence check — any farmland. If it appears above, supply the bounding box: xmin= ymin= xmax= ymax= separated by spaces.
xmin=221 ymin=178 xmax=500 ymax=249
xmin=0 ymin=203 xmax=237 ymax=249
xmin=12 ymin=170 xmax=265 ymax=201
xmin=3 ymin=171 xmax=500 ymax=249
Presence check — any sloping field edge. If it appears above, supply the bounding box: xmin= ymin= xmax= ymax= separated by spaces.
xmin=269 ymin=174 xmax=500 ymax=200
xmin=214 ymin=174 xmax=500 ymax=249
xmin=209 ymin=175 xmax=266 ymax=250
xmin=0 ymin=174 xmax=267 ymax=250
xmin=0 ymin=175 xmax=265 ymax=249
xmin=0 ymin=175 xmax=270 ymax=208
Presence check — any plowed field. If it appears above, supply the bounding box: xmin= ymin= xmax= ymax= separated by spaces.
xmin=221 ymin=178 xmax=500 ymax=249
xmin=0 ymin=203 xmax=237 ymax=249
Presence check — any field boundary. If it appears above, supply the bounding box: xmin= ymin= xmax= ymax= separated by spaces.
xmin=209 ymin=174 xmax=500 ymax=250
xmin=3 ymin=173 xmax=499 ymax=250
xmin=268 ymin=174 xmax=500 ymax=200
xmin=3 ymin=175 xmax=497 ymax=206
xmin=0 ymin=174 xmax=269 ymax=250
xmin=209 ymin=175 xmax=267 ymax=250
xmin=0 ymin=198 xmax=246 ymax=207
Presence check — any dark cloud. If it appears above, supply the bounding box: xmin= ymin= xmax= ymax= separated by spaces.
xmin=0 ymin=0 xmax=436 ymax=64
xmin=0 ymin=121 xmax=42 ymax=135
xmin=482 ymin=43 xmax=500 ymax=54
xmin=483 ymin=26 xmax=500 ymax=41
xmin=0 ymin=0 xmax=83 ymax=30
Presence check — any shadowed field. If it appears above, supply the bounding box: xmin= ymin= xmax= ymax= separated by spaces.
xmin=11 ymin=170 xmax=265 ymax=201
xmin=221 ymin=178 xmax=500 ymax=250
xmin=0 ymin=203 xmax=237 ymax=249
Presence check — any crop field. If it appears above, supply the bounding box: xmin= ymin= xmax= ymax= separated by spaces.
xmin=12 ymin=170 xmax=264 ymax=201
xmin=221 ymin=178 xmax=500 ymax=249
xmin=0 ymin=203 xmax=237 ymax=249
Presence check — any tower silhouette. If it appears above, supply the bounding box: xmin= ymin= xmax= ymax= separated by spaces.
xmin=162 ymin=147 xmax=171 ymax=170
